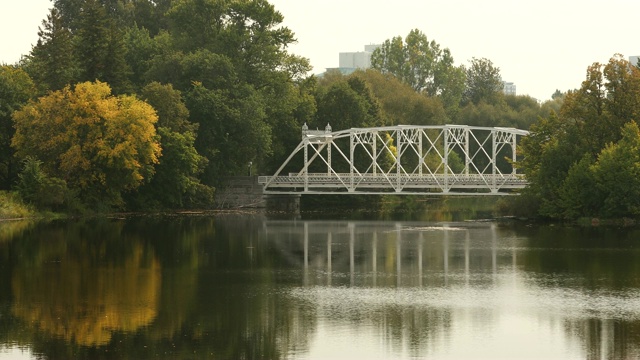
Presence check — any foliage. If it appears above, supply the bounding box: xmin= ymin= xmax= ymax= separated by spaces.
xmin=133 ymin=82 xmax=212 ymax=209
xmin=352 ymin=69 xmax=448 ymax=125
xmin=519 ymin=55 xmax=640 ymax=219
xmin=463 ymin=57 xmax=504 ymax=105
xmin=315 ymin=76 xmax=384 ymax=130
xmin=16 ymin=157 xmax=68 ymax=211
xmin=456 ymin=95 xmax=542 ymax=129
xmin=0 ymin=191 xmax=34 ymax=219
xmin=592 ymin=122 xmax=640 ymax=217
xmin=23 ymin=8 xmax=78 ymax=93
xmin=0 ymin=66 xmax=35 ymax=190
xmin=12 ymin=81 xmax=161 ymax=209
xmin=370 ymin=29 xmax=465 ymax=116
xmin=186 ymin=82 xmax=271 ymax=183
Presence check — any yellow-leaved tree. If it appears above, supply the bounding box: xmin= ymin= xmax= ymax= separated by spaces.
xmin=12 ymin=81 xmax=161 ymax=208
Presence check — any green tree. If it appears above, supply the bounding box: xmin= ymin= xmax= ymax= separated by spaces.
xmin=558 ymin=154 xmax=599 ymax=219
xmin=124 ymin=25 xmax=158 ymax=89
xmin=560 ymin=55 xmax=640 ymax=156
xmin=186 ymin=82 xmax=271 ymax=184
xmin=315 ymin=77 xmax=383 ymax=131
xmin=518 ymin=55 xmax=640 ymax=219
xmin=134 ymin=82 xmax=212 ymax=208
xmin=16 ymin=157 xmax=68 ymax=210
xmin=23 ymin=8 xmax=78 ymax=93
xmin=75 ymin=0 xmax=110 ymax=82
xmin=74 ymin=0 xmax=132 ymax=93
xmin=370 ymin=29 xmax=464 ymax=114
xmin=12 ymin=81 xmax=161 ymax=209
xmin=463 ymin=57 xmax=504 ymax=105
xmin=345 ymin=69 xmax=448 ymax=126
xmin=0 ymin=66 xmax=35 ymax=190
xmin=517 ymin=112 xmax=586 ymax=217
xmin=592 ymin=122 xmax=640 ymax=217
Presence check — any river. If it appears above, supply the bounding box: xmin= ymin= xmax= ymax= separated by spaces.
xmin=1 ymin=211 xmax=640 ymax=359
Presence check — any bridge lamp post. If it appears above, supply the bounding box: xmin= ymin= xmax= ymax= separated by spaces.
xmin=248 ymin=161 xmax=252 ymax=177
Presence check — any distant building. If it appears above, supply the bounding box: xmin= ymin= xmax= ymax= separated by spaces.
xmin=629 ymin=56 xmax=640 ymax=67
xmin=503 ymin=81 xmax=516 ymax=96
xmin=324 ymin=44 xmax=381 ymax=75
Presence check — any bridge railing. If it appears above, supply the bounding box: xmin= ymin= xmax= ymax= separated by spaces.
xmin=258 ymin=173 xmax=527 ymax=193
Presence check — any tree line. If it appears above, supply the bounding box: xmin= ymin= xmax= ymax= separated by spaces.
xmin=0 ymin=0 xmax=562 ymax=213
xmin=516 ymin=55 xmax=640 ymax=220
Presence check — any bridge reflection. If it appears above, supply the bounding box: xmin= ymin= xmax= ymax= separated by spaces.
xmin=263 ymin=220 xmax=519 ymax=288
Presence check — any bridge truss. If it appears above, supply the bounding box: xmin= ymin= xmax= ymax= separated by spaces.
xmin=259 ymin=124 xmax=529 ymax=195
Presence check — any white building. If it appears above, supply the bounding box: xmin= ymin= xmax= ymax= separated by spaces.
xmin=502 ymin=81 xmax=516 ymax=96
xmin=339 ymin=51 xmax=372 ymax=69
xmin=326 ymin=44 xmax=381 ymax=75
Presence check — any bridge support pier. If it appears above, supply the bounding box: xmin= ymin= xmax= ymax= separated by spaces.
xmin=265 ymin=194 xmax=301 ymax=213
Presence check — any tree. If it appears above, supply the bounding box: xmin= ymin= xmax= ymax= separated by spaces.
xmin=315 ymin=77 xmax=383 ymax=131
xmin=124 ymin=25 xmax=158 ymax=89
xmin=24 ymin=8 xmax=78 ymax=93
xmin=12 ymin=81 xmax=161 ymax=208
xmin=134 ymin=82 xmax=212 ymax=208
xmin=592 ymin=122 xmax=640 ymax=217
xmin=517 ymin=112 xmax=586 ymax=217
xmin=463 ymin=57 xmax=504 ymax=105
xmin=370 ymin=29 xmax=464 ymax=114
xmin=75 ymin=0 xmax=110 ymax=82
xmin=186 ymin=82 xmax=272 ymax=184
xmin=560 ymin=55 xmax=640 ymax=156
xmin=0 ymin=66 xmax=35 ymax=190
xmin=74 ymin=0 xmax=132 ymax=93
xmin=16 ymin=157 xmax=68 ymax=210
xmin=341 ymin=69 xmax=448 ymax=126
xmin=518 ymin=55 xmax=640 ymax=219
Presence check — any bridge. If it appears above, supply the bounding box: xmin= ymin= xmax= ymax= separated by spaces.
xmin=259 ymin=124 xmax=529 ymax=195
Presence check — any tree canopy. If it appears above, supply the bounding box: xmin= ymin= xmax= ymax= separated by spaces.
xmin=518 ymin=55 xmax=640 ymax=219
xmin=12 ymin=81 xmax=161 ymax=208
xmin=370 ymin=29 xmax=465 ymax=115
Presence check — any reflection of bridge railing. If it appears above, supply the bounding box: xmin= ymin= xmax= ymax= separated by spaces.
xmin=261 ymin=124 xmax=529 ymax=195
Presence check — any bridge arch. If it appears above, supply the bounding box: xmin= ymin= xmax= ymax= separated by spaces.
xmin=259 ymin=124 xmax=529 ymax=195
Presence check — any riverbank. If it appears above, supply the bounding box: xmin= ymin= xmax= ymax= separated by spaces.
xmin=0 ymin=191 xmax=36 ymax=220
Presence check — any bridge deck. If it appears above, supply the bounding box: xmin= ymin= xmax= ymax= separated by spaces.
xmin=259 ymin=173 xmax=527 ymax=194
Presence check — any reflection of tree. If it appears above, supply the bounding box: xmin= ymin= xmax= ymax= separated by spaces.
xmin=517 ymin=225 xmax=640 ymax=357
xmin=12 ymin=243 xmax=160 ymax=346
xmin=563 ymin=318 xmax=640 ymax=359
xmin=518 ymin=225 xmax=640 ymax=290
xmin=0 ymin=220 xmax=35 ymax=244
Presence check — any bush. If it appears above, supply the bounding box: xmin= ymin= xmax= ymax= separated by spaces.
xmin=0 ymin=191 xmax=34 ymax=219
xmin=16 ymin=157 xmax=68 ymax=211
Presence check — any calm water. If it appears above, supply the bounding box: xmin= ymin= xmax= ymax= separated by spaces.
xmin=1 ymin=213 xmax=640 ymax=359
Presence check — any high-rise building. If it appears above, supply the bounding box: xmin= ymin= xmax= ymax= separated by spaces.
xmin=503 ymin=81 xmax=516 ymax=96
xmin=325 ymin=44 xmax=381 ymax=75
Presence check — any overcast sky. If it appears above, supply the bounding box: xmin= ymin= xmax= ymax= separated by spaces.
xmin=3 ymin=0 xmax=639 ymax=101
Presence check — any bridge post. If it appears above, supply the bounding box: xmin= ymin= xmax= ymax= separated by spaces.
xmin=444 ymin=127 xmax=450 ymax=193
xmin=464 ymin=127 xmax=470 ymax=175
xmin=396 ymin=129 xmax=401 ymax=192
xmin=349 ymin=132 xmax=355 ymax=192
xmin=303 ymin=135 xmax=309 ymax=192
xmin=491 ymin=129 xmax=497 ymax=193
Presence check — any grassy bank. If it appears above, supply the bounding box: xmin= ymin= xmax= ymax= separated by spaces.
xmin=0 ymin=191 xmax=36 ymax=220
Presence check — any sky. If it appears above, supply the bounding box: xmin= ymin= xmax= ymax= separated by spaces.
xmin=2 ymin=0 xmax=640 ymax=101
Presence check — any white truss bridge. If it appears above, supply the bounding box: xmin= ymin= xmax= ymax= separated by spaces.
xmin=259 ymin=124 xmax=529 ymax=195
